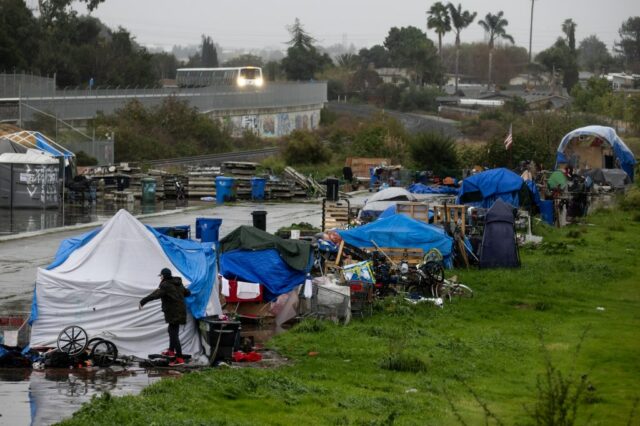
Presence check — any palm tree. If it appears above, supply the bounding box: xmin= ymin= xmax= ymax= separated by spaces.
xmin=478 ymin=11 xmax=515 ymax=89
xmin=447 ymin=3 xmax=477 ymax=93
xmin=427 ymin=2 xmax=451 ymax=59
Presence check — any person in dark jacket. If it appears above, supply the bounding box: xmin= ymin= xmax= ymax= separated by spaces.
xmin=140 ymin=268 xmax=191 ymax=363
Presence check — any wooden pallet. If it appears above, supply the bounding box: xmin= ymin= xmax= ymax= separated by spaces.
xmin=432 ymin=204 xmax=466 ymax=234
xmin=372 ymin=247 xmax=424 ymax=266
xmin=322 ymin=199 xmax=350 ymax=231
xmin=396 ymin=202 xmax=430 ymax=223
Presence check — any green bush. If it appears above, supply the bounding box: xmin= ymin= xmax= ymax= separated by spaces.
xmin=409 ymin=132 xmax=459 ymax=176
xmin=282 ymin=130 xmax=331 ymax=165
xmin=620 ymin=186 xmax=640 ymax=211
xmin=75 ymin=150 xmax=98 ymax=166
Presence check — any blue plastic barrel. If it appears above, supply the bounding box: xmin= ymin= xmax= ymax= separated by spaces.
xmin=251 ymin=177 xmax=267 ymax=200
xmin=215 ymin=176 xmax=235 ymax=205
xmin=539 ymin=200 xmax=555 ymax=225
xmin=196 ymin=218 xmax=223 ymax=243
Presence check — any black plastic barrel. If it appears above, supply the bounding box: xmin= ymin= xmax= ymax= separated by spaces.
xmin=199 ymin=318 xmax=241 ymax=363
xmin=251 ymin=210 xmax=267 ymax=231
xmin=326 ymin=178 xmax=339 ymax=201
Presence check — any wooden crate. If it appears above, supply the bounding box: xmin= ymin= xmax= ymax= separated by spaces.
xmin=372 ymin=247 xmax=424 ymax=266
xmin=432 ymin=204 xmax=466 ymax=234
xmin=322 ymin=199 xmax=350 ymax=231
xmin=396 ymin=202 xmax=430 ymax=223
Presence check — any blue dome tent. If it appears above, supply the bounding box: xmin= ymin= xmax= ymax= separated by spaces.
xmin=457 ymin=168 xmax=525 ymax=208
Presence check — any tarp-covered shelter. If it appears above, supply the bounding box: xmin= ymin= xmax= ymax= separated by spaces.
xmin=407 ymin=183 xmax=459 ymax=195
xmin=219 ymin=226 xmax=313 ymax=301
xmin=555 ymin=126 xmax=636 ymax=181
xmin=337 ymin=214 xmax=455 ymax=267
xmin=458 ymin=168 xmax=525 ymax=208
xmin=29 ymin=210 xmax=221 ymax=358
xmin=360 ymin=187 xmax=417 ymax=219
xmin=479 ymin=199 xmax=520 ymax=269
xmin=582 ymin=168 xmax=630 ymax=189
xmin=0 ymin=149 xmax=59 ymax=208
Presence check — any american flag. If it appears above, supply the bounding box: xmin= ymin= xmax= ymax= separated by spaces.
xmin=504 ymin=124 xmax=513 ymax=150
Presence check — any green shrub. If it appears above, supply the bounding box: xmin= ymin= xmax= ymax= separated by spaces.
xmin=620 ymin=186 xmax=640 ymax=211
xmin=75 ymin=150 xmax=98 ymax=166
xmin=283 ymin=130 xmax=331 ymax=165
xmin=409 ymin=132 xmax=459 ymax=176
xmin=380 ymin=351 xmax=428 ymax=373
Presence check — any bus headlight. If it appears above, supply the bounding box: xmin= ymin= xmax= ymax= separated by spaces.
xmin=237 ymin=77 xmax=247 ymax=87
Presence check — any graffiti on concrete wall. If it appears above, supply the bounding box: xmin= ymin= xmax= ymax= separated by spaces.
xmin=262 ymin=116 xmax=275 ymax=136
xmin=217 ymin=108 xmax=322 ymax=138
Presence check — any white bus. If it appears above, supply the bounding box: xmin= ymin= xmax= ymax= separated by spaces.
xmin=176 ymin=67 xmax=263 ymax=88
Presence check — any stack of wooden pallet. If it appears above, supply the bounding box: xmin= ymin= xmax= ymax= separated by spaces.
xmin=163 ymin=175 xmax=189 ymax=199
xmin=186 ymin=167 xmax=219 ymax=198
xmin=222 ymin=161 xmax=258 ymax=176
xmin=283 ymin=167 xmax=326 ymax=197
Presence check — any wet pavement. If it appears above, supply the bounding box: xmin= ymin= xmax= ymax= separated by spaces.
xmin=0 ymin=367 xmax=162 ymax=425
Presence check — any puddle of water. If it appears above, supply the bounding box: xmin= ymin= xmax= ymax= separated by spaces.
xmin=0 ymin=367 xmax=162 ymax=426
xmin=0 ymin=200 xmax=189 ymax=236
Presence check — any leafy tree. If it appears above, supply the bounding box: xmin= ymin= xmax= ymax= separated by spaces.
xmin=150 ymin=52 xmax=179 ymax=80
xmin=223 ymin=54 xmax=263 ymax=67
xmin=478 ymin=11 xmax=514 ymax=89
xmin=358 ymin=45 xmax=391 ymax=69
xmin=350 ymin=114 xmax=408 ymax=163
xmin=561 ymin=19 xmax=579 ymax=90
xmin=446 ymin=2 xmax=477 ymax=93
xmin=200 ymin=35 xmax=218 ymax=67
xmin=264 ymin=60 xmax=283 ymax=81
xmin=536 ymin=36 xmax=578 ymax=91
xmin=441 ymin=42 xmax=528 ymax=84
xmin=0 ymin=0 xmax=40 ymax=71
xmin=383 ymin=26 xmax=440 ymax=85
xmin=427 ymin=2 xmax=451 ymax=59
xmin=409 ymin=132 xmax=459 ymax=176
xmin=281 ymin=18 xmax=332 ymax=80
xmin=37 ymin=0 xmax=104 ymax=26
xmin=578 ymin=35 xmax=612 ymax=73
xmin=283 ymin=130 xmax=331 ymax=165
xmin=614 ymin=17 xmax=640 ymax=72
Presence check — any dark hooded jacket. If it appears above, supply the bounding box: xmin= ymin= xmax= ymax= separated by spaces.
xmin=140 ymin=277 xmax=191 ymax=324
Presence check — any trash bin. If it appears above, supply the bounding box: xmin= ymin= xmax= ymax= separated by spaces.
xmin=251 ymin=210 xmax=267 ymax=231
xmin=196 ymin=218 xmax=223 ymax=243
xmin=251 ymin=177 xmax=267 ymax=201
xmin=326 ymin=178 xmax=339 ymax=201
xmin=199 ymin=317 xmax=241 ymax=363
xmin=141 ymin=177 xmax=157 ymax=204
xmin=540 ymin=200 xmax=555 ymax=225
xmin=215 ymin=176 xmax=235 ymax=205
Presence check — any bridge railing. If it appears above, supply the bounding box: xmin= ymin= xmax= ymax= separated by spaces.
xmin=15 ymin=82 xmax=327 ymax=122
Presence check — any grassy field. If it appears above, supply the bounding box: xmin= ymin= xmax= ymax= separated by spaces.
xmin=62 ymin=208 xmax=640 ymax=425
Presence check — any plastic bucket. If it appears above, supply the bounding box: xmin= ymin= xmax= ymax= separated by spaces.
xmin=251 ymin=210 xmax=267 ymax=231
xmin=540 ymin=200 xmax=554 ymax=225
xmin=326 ymin=178 xmax=339 ymax=201
xmin=251 ymin=177 xmax=267 ymax=201
xmin=141 ymin=177 xmax=156 ymax=204
xmin=215 ymin=176 xmax=235 ymax=205
xmin=195 ymin=218 xmax=223 ymax=243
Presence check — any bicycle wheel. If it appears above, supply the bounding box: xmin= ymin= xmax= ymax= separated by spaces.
xmin=423 ymin=262 xmax=444 ymax=283
xmin=91 ymin=340 xmax=118 ymax=367
xmin=451 ymin=283 xmax=473 ymax=299
xmin=57 ymin=325 xmax=88 ymax=356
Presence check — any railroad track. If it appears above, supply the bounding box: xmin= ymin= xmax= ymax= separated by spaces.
xmin=146 ymin=147 xmax=280 ymax=167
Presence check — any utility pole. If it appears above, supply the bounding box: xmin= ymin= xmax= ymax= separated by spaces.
xmin=527 ymin=0 xmax=536 ymax=86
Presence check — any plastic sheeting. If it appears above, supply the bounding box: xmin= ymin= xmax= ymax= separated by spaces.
xmin=29 ymin=210 xmax=221 ymax=358
xmin=219 ymin=248 xmax=311 ymax=301
xmin=338 ymin=214 xmax=454 ymax=267
xmin=555 ymin=126 xmax=636 ymax=181
xmin=407 ymin=183 xmax=459 ymax=195
xmin=458 ymin=168 xmax=524 ymax=208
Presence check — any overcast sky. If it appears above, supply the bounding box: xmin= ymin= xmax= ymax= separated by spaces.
xmin=72 ymin=0 xmax=639 ymax=54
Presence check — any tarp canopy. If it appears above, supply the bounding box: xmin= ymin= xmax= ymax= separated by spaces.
xmin=337 ymin=214 xmax=455 ymax=267
xmin=0 ymin=138 xmax=27 ymax=155
xmin=407 ymin=183 xmax=459 ymax=195
xmin=458 ymin=168 xmax=525 ymax=208
xmin=548 ymin=170 xmax=568 ymax=191
xmin=360 ymin=187 xmax=417 ymax=219
xmin=0 ymin=149 xmax=58 ymax=165
xmin=582 ymin=168 xmax=630 ymax=189
xmin=555 ymin=126 xmax=636 ymax=181
xmin=29 ymin=210 xmax=221 ymax=358
xmin=479 ymin=199 xmax=520 ymax=269
xmin=219 ymin=225 xmax=312 ymax=272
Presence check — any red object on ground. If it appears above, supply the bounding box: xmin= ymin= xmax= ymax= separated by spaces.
xmin=308 ymin=351 xmax=319 ymax=357
xmin=232 ymin=351 xmax=263 ymax=362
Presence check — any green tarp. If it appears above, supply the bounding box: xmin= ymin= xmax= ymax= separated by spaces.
xmin=219 ymin=225 xmax=312 ymax=271
xmin=548 ymin=171 xmax=568 ymax=191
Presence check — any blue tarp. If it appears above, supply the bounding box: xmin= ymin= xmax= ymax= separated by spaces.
xmin=555 ymin=126 xmax=636 ymax=181
xmin=337 ymin=214 xmax=455 ymax=268
xmin=219 ymin=248 xmax=311 ymax=301
xmin=379 ymin=204 xmax=434 ymax=221
xmin=35 ymin=133 xmax=74 ymax=159
xmin=31 ymin=221 xmax=216 ymax=323
xmin=408 ymin=183 xmax=459 ymax=195
xmin=458 ymin=168 xmax=524 ymax=208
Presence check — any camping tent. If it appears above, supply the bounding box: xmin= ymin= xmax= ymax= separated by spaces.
xmin=29 ymin=210 xmax=221 ymax=358
xmin=555 ymin=126 xmax=636 ymax=181
xmin=337 ymin=214 xmax=455 ymax=267
xmin=219 ymin=226 xmax=313 ymax=301
xmin=360 ymin=187 xmax=417 ymax=220
xmin=582 ymin=168 xmax=630 ymax=189
xmin=479 ymin=199 xmax=520 ymax=269
xmin=458 ymin=168 xmax=525 ymax=208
